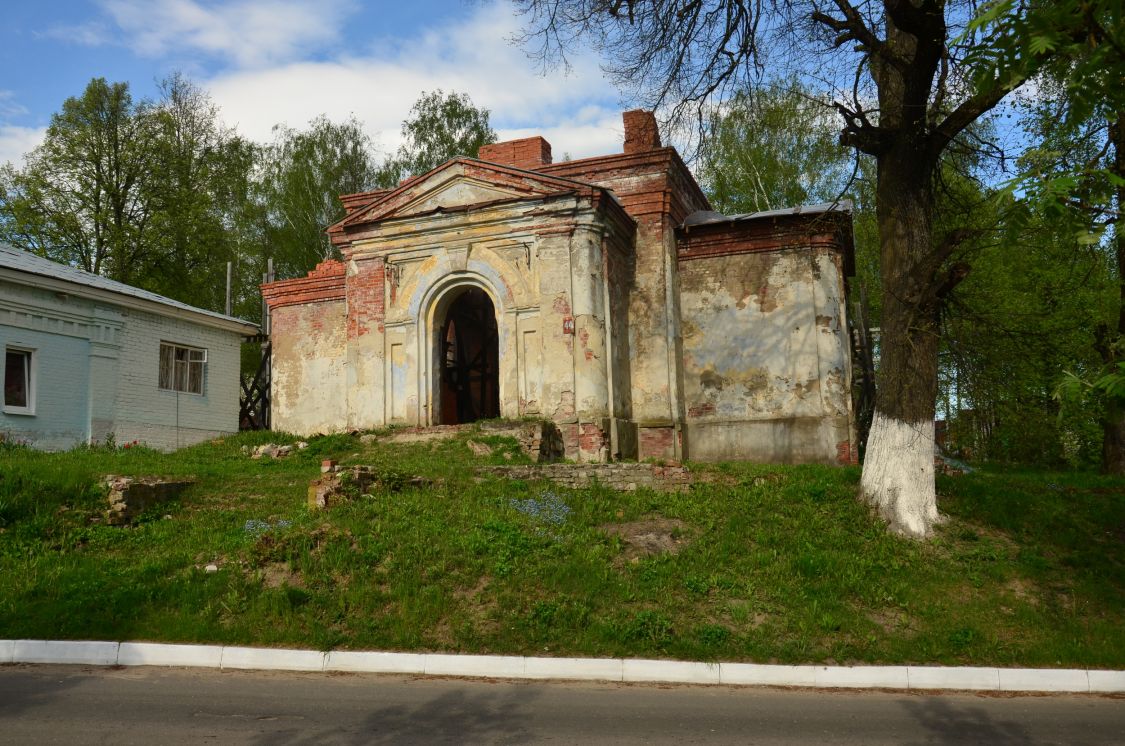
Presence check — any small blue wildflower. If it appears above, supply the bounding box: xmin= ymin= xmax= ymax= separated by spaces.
xmin=243 ymin=518 xmax=292 ymax=536
xmin=510 ymin=490 xmax=571 ymax=527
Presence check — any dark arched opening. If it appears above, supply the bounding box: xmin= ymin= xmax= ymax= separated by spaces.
xmin=439 ymin=287 xmax=500 ymax=424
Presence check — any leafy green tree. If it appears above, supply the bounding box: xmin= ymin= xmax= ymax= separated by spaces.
xmin=699 ymin=83 xmax=853 ymax=214
xmin=514 ymin=0 xmax=1124 ymax=537
xmin=386 ymin=90 xmax=496 ymax=179
xmin=144 ymin=74 xmax=262 ymax=312
xmin=0 ymin=78 xmax=154 ymax=284
xmin=942 ymin=194 xmax=1111 ymax=468
xmin=258 ymin=115 xmax=381 ymax=277
xmin=1019 ymin=84 xmax=1124 ymax=471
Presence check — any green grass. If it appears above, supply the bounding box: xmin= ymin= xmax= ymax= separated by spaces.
xmin=0 ymin=429 xmax=1122 ymax=667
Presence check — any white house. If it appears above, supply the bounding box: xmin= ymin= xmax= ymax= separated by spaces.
xmin=0 ymin=244 xmax=258 ymax=451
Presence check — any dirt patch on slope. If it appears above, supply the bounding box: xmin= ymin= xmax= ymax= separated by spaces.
xmin=601 ymin=517 xmax=694 ymax=563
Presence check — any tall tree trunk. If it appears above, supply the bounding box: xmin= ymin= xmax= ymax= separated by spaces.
xmin=1103 ymin=112 xmax=1125 ymax=474
xmin=860 ymin=140 xmax=942 ymax=538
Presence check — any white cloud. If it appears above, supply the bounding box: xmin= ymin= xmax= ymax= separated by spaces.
xmin=205 ymin=3 xmax=629 ymax=160
xmin=100 ymin=0 xmax=356 ymax=68
xmin=0 ymin=125 xmax=47 ymax=168
xmin=41 ymin=21 xmax=113 ymax=47
xmin=0 ymin=91 xmax=30 ymax=119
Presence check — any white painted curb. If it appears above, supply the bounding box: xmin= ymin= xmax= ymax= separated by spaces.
xmin=221 ymin=646 xmax=325 ymax=672
xmin=720 ymin=663 xmax=816 ymax=687
xmin=118 ymin=642 xmax=223 ymax=668
xmin=2 ymin=640 xmax=1121 ymax=693
xmin=814 ymin=665 xmax=908 ymax=689
xmin=998 ymin=667 xmax=1090 ymax=693
xmin=623 ymin=659 xmax=720 ymax=684
xmin=907 ymin=666 xmax=999 ymax=691
xmin=325 ymin=650 xmax=424 ymax=675
xmin=12 ymin=640 xmax=119 ymax=666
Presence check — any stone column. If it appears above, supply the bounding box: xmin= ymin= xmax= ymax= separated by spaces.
xmin=569 ymin=218 xmax=611 ymax=461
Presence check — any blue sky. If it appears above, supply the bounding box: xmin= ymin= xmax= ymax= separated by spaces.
xmin=0 ymin=0 xmax=628 ymax=166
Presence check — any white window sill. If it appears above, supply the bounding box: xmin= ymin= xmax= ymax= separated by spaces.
xmin=2 ymin=407 xmax=35 ymax=416
xmin=158 ymin=388 xmax=205 ymax=397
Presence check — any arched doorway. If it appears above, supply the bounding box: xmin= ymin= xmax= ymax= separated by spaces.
xmin=438 ymin=287 xmax=500 ymax=424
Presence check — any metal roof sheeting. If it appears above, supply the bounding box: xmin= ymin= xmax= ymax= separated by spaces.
xmin=0 ymin=243 xmax=257 ymax=332
xmin=682 ymin=199 xmax=853 ymax=229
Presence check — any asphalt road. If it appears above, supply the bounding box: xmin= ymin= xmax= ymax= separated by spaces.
xmin=0 ymin=664 xmax=1121 ymax=745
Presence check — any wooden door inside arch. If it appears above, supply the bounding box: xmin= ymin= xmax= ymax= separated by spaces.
xmin=439 ymin=287 xmax=500 ymax=424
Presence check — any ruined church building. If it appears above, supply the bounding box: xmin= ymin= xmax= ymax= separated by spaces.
xmin=263 ymin=111 xmax=857 ymax=464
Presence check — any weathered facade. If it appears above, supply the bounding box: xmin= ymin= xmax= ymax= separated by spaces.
xmin=263 ymin=111 xmax=855 ymax=464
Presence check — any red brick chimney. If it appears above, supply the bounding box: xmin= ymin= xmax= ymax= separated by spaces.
xmin=477 ymin=136 xmax=553 ymax=169
xmin=623 ymin=110 xmax=661 ymax=153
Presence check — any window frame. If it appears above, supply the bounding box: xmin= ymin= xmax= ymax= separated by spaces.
xmin=3 ymin=346 xmax=36 ymax=416
xmin=158 ymin=342 xmax=208 ymax=396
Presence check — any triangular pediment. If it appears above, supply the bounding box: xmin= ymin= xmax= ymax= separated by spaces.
xmin=338 ymin=159 xmax=597 ymax=229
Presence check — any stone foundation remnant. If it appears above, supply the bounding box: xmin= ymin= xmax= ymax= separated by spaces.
xmin=244 ymin=442 xmax=308 ymax=459
xmin=105 ymin=475 xmax=195 ymax=525
xmin=478 ymin=463 xmax=695 ymax=492
xmin=308 ymin=465 xmax=433 ymax=510
xmin=371 ymin=421 xmax=565 ymax=463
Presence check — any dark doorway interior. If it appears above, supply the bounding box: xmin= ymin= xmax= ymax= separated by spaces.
xmin=439 ymin=288 xmax=500 ymax=425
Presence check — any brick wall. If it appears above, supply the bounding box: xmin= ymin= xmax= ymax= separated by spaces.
xmin=261 ymin=260 xmax=347 ymax=310
xmin=623 ymin=110 xmax=661 ymax=154
xmin=346 ymin=256 xmax=385 ymax=339
xmin=638 ymin=426 xmax=677 ymax=460
xmin=478 ymin=137 xmax=553 ymax=169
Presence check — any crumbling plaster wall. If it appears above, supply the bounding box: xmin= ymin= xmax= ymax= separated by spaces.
xmin=678 ymin=244 xmax=853 ymax=463
xmin=270 ymin=300 xmax=347 ymax=435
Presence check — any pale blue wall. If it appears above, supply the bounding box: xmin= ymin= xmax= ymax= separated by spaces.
xmin=0 ymin=320 xmax=91 ymax=450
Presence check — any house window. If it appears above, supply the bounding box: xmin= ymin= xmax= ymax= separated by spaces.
xmin=159 ymin=343 xmax=206 ymax=395
xmin=3 ymin=347 xmax=35 ymax=415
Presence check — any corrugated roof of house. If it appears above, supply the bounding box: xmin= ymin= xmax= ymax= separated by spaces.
xmin=0 ymin=243 xmax=258 ymax=331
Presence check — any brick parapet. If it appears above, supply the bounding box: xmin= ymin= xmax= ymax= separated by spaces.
xmin=478 ymin=137 xmax=553 ymax=169
xmin=261 ymin=260 xmax=347 ymax=310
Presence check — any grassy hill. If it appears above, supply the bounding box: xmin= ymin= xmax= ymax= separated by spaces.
xmin=1 ymin=429 xmax=1121 ymax=667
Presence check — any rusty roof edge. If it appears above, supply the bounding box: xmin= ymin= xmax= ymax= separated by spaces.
xmin=681 ymin=199 xmax=854 ymax=230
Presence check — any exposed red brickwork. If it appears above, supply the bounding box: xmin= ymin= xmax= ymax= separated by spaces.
xmin=559 ymin=423 xmax=580 ymax=456
xmin=339 ymin=189 xmax=392 ymax=216
xmin=578 ymin=422 xmax=608 ymax=456
xmin=837 ymin=440 xmax=859 ymax=465
xmin=623 ymin=110 xmax=661 ymax=154
xmin=638 ymin=426 xmax=676 ymax=460
xmin=346 ymin=257 xmax=385 ymax=339
xmin=261 ymin=260 xmax=346 ymax=310
xmin=687 ymin=402 xmax=716 ymax=419
xmin=539 ymin=148 xmax=709 ymax=223
xmin=478 ymin=136 xmax=553 ymax=169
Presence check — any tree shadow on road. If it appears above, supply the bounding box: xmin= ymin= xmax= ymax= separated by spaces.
xmin=899 ymin=696 xmax=1033 ymax=745
xmin=253 ymin=680 xmax=541 ymax=745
